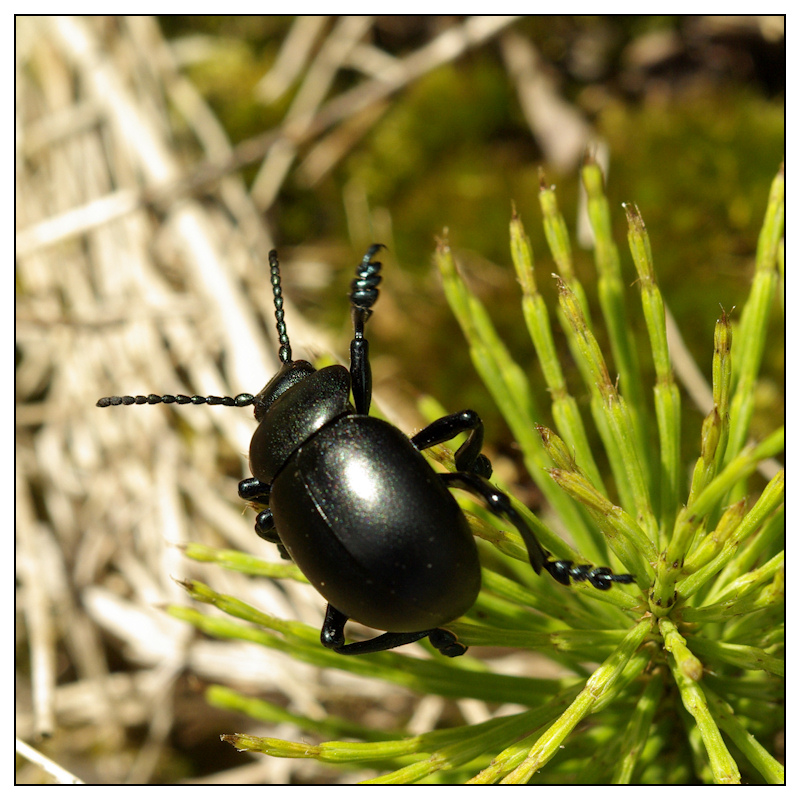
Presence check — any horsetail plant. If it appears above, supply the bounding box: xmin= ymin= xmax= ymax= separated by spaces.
xmin=171 ymin=164 xmax=784 ymax=784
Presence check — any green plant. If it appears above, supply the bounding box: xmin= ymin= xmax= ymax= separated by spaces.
xmin=170 ymin=163 xmax=784 ymax=784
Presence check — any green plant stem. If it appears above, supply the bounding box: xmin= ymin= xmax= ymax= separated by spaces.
xmin=687 ymin=310 xmax=732 ymax=507
xmin=726 ymin=165 xmax=784 ymax=467
xmin=681 ymin=577 xmax=782 ymax=624
xmin=695 ymin=470 xmax=784 ymax=602
xmin=493 ymin=618 xmax=652 ymax=783
xmin=363 ymin=703 xmax=570 ymax=784
xmin=555 ymin=277 xmax=657 ymax=542
xmin=705 ymin=551 xmax=784 ymax=609
xmin=181 ymin=542 xmax=307 ymax=581
xmin=208 ymin=685 xmax=396 ymax=742
xmin=169 ymin=596 xmax=570 ymax=706
xmin=625 ymin=202 xmax=681 ymax=539
xmin=653 ymin=427 xmax=783 ymax=611
xmin=545 ymin=465 xmax=655 ymax=584
xmin=678 ymin=468 xmax=784 ymax=601
xmin=611 ymin=673 xmax=665 ymax=783
xmin=510 ymin=211 xmax=605 ymax=500
xmin=685 ymin=636 xmax=783 ymax=678
xmin=667 ymin=651 xmax=740 ymax=783
xmin=711 ymin=308 xmax=733 ymax=478
xmin=538 ymin=174 xmax=590 ymax=319
xmin=581 ymin=159 xmax=649 ymax=485
xmin=659 ymin=618 xmax=703 ymax=681
xmin=684 ymin=498 xmax=746 ymax=573
xmin=703 ymin=688 xmax=784 ymax=784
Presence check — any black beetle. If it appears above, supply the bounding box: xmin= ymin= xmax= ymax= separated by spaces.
xmin=98 ymin=245 xmax=634 ymax=657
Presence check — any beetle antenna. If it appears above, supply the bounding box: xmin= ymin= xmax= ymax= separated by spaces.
xmin=96 ymin=249 xmax=297 ymax=410
xmin=348 ymin=244 xmax=385 ymax=415
xmin=97 ymin=393 xmax=255 ymax=408
xmin=269 ymin=249 xmax=292 ymax=363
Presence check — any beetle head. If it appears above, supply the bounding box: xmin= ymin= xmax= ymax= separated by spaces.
xmin=251 ymin=359 xmax=315 ymax=422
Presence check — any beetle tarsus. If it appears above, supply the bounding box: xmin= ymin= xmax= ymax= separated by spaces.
xmin=545 ymin=561 xmax=635 ymax=590
xmin=428 ymin=628 xmax=467 ymax=657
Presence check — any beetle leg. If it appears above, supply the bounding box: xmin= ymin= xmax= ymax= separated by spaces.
xmin=411 ymin=409 xmax=493 ymax=478
xmin=320 ymin=604 xmax=467 ymax=657
xmin=427 ymin=628 xmax=468 ymax=657
xmin=239 ymin=477 xmax=275 ymax=538
xmin=440 ymin=472 xmax=548 ymax=573
xmin=254 ymin=509 xmax=276 ymax=540
xmin=252 ymin=509 xmax=292 ymax=560
xmin=440 ymin=472 xmax=635 ymax=590
xmin=238 ymin=478 xmax=292 ymax=560
xmin=320 ymin=604 xmax=347 ymax=648
xmin=238 ymin=477 xmax=271 ymax=505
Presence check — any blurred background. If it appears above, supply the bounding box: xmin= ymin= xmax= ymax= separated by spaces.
xmin=16 ymin=16 xmax=784 ymax=783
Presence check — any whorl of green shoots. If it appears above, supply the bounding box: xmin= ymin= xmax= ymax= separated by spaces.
xmin=170 ymin=168 xmax=783 ymax=785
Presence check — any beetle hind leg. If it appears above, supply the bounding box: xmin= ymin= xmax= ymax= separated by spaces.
xmin=320 ymin=604 xmax=467 ymax=657
xmin=440 ymin=471 xmax=634 ymax=590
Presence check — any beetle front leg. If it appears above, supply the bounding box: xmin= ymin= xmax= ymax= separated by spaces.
xmin=320 ymin=604 xmax=467 ymax=657
xmin=238 ymin=476 xmax=273 ymax=537
xmin=238 ymin=477 xmax=292 ymax=560
xmin=238 ymin=476 xmax=271 ymax=506
xmin=411 ymin=409 xmax=492 ymax=478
